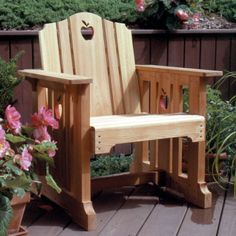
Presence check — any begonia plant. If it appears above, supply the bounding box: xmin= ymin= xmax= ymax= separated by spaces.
xmin=0 ymin=105 xmax=61 ymax=235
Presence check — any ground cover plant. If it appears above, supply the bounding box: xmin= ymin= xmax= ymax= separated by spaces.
xmin=91 ymin=154 xmax=133 ymax=178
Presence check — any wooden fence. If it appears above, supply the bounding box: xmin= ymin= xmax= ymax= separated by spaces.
xmin=0 ymin=29 xmax=236 ymax=123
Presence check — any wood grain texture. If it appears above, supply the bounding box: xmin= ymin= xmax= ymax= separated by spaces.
xmin=151 ymin=35 xmax=168 ymax=66
xmin=136 ymin=65 xmax=223 ymax=77
xmin=178 ymin=184 xmax=225 ymax=236
xmin=168 ymin=35 xmax=184 ymax=67
xmin=27 ymin=207 xmax=70 ymax=236
xmin=115 ymin=22 xmax=141 ymax=114
xmin=0 ymin=39 xmax=9 ymax=61
xmin=133 ymin=35 xmax=151 ymax=64
xmin=200 ymin=36 xmax=216 ymax=70
xmin=11 ymin=38 xmax=33 ymax=123
xmin=69 ymin=12 xmax=113 ymax=116
xmin=91 ymin=114 xmax=205 ymax=154
xmin=103 ymin=19 xmax=125 ymax=114
xmin=39 ymin=23 xmax=61 ymax=72
xmin=184 ymin=37 xmax=200 ymax=68
xmin=59 ymin=187 xmax=134 ymax=236
xmin=18 ymin=69 xmax=92 ymax=84
xmin=138 ymin=203 xmax=187 ymax=236
xmin=218 ymin=187 xmax=236 ymax=236
xmin=98 ymin=185 xmax=158 ymax=236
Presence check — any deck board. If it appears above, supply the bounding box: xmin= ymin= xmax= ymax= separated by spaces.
xmin=177 ymin=183 xmax=225 ymax=236
xmin=26 ymin=206 xmax=70 ymax=236
xmin=98 ymin=184 xmax=158 ymax=236
xmin=58 ymin=187 xmax=134 ymax=236
xmin=22 ymin=196 xmax=46 ymax=227
xmin=22 ymin=183 xmax=235 ymax=236
xmin=138 ymin=193 xmax=188 ymax=236
xmin=218 ymin=186 xmax=236 ymax=236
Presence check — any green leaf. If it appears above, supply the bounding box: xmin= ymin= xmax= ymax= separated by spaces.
xmin=5 ymin=161 xmax=23 ymax=176
xmin=5 ymin=173 xmax=32 ymax=192
xmin=21 ymin=125 xmax=34 ymax=136
xmin=45 ymin=174 xmax=61 ymax=194
xmin=0 ymin=195 xmax=13 ymax=236
xmin=33 ymin=153 xmax=54 ymax=166
xmin=6 ymin=133 xmax=26 ymax=143
xmin=33 ymin=141 xmax=57 ymax=153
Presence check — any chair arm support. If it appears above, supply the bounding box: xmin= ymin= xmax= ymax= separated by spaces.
xmin=136 ymin=65 xmax=223 ymax=78
xmin=18 ymin=69 xmax=93 ymax=85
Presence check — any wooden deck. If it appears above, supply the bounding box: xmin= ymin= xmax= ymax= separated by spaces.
xmin=22 ymin=183 xmax=236 ymax=236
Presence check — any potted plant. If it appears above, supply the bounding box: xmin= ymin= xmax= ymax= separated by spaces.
xmin=0 ymin=56 xmax=61 ymax=236
xmin=0 ymin=105 xmax=61 ymax=236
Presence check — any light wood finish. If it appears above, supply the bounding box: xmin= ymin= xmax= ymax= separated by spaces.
xmin=136 ymin=64 xmax=223 ymax=77
xmin=91 ymin=114 xmax=205 ymax=154
xmin=18 ymin=69 xmax=92 ymax=84
xmin=20 ymin=12 xmax=223 ymax=230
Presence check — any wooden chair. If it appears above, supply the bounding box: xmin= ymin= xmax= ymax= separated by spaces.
xmin=18 ymin=12 xmax=222 ymax=230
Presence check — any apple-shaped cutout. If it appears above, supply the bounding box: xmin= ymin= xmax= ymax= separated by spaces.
xmin=81 ymin=20 xmax=94 ymax=40
xmin=160 ymin=94 xmax=169 ymax=110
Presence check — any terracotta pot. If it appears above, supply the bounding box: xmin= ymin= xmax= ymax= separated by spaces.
xmin=8 ymin=192 xmax=31 ymax=236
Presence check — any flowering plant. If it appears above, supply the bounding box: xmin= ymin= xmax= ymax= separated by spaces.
xmin=134 ymin=0 xmax=202 ymax=29
xmin=0 ymin=105 xmax=61 ymax=235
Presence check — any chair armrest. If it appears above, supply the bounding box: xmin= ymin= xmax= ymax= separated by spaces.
xmin=136 ymin=65 xmax=223 ymax=77
xmin=18 ymin=69 xmax=93 ymax=85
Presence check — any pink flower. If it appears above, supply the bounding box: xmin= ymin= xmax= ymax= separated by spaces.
xmin=17 ymin=147 xmax=32 ymax=171
xmin=33 ymin=126 xmax=51 ymax=142
xmin=0 ymin=139 xmax=10 ymax=158
xmin=175 ymin=9 xmax=189 ymax=21
xmin=135 ymin=0 xmax=145 ymax=12
xmin=32 ymin=107 xmax=59 ymax=129
xmin=0 ymin=125 xmax=6 ymax=140
xmin=0 ymin=125 xmax=10 ymax=158
xmin=5 ymin=105 xmax=22 ymax=133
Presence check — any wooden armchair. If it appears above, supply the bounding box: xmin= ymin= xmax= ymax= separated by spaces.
xmin=18 ymin=12 xmax=222 ymax=230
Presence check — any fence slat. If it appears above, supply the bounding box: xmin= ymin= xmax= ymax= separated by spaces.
xmin=33 ymin=37 xmax=42 ymax=68
xmin=0 ymin=39 xmax=10 ymax=61
xmin=168 ymin=35 xmax=184 ymax=67
xmin=200 ymin=36 xmax=216 ymax=70
xmin=184 ymin=36 xmax=200 ymax=68
xmin=215 ymin=35 xmax=231 ymax=99
xmin=133 ymin=36 xmax=151 ymax=64
xmin=10 ymin=38 xmax=33 ymax=123
xmin=150 ymin=35 xmax=168 ymax=66
xmin=230 ymin=36 xmax=236 ymax=97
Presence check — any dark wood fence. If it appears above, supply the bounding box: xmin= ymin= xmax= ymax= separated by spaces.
xmin=0 ymin=29 xmax=236 ymax=122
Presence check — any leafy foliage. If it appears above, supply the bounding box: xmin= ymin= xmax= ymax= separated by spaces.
xmin=206 ymin=83 xmax=236 ymax=158
xmin=91 ymin=155 xmax=133 ymax=177
xmin=200 ymin=73 xmax=236 ymax=193
xmin=0 ymin=56 xmax=21 ymax=116
xmin=203 ymin=0 xmax=236 ymax=22
xmin=0 ymin=0 xmax=139 ymax=30
xmin=0 ymin=195 xmax=12 ymax=236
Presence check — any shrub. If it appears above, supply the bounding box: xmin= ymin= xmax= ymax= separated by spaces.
xmin=0 ymin=0 xmax=139 ymax=30
xmin=0 ymin=56 xmax=21 ymax=116
xmin=91 ymin=154 xmax=133 ymax=177
xmin=203 ymin=0 xmax=236 ymax=22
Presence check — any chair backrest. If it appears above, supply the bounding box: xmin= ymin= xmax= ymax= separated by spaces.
xmin=39 ymin=12 xmax=141 ymax=116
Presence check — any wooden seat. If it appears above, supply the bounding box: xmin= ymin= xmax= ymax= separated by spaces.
xmin=91 ymin=114 xmax=205 ymax=154
xmin=18 ymin=12 xmax=222 ymax=231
